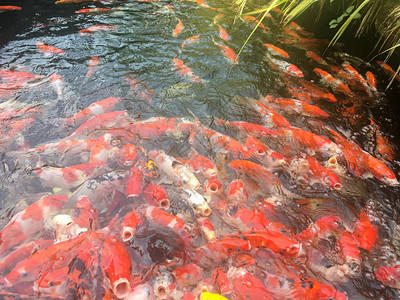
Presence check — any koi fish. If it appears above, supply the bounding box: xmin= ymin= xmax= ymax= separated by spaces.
xmin=337 ymin=232 xmax=360 ymax=263
xmin=306 ymin=51 xmax=328 ymax=65
xmin=173 ymin=264 xmax=203 ymax=289
xmin=376 ymin=60 xmax=400 ymax=83
xmin=75 ymin=8 xmax=111 ymax=13
xmin=295 ymin=216 xmax=343 ymax=242
xmin=213 ymin=41 xmax=238 ymax=64
xmin=261 ymin=95 xmax=329 ymax=118
xmin=291 ymin=278 xmax=347 ymax=300
xmin=183 ymin=188 xmax=212 ymax=216
xmin=72 ymin=195 xmax=98 ymax=230
xmin=86 ymin=56 xmax=100 ymax=77
xmin=218 ymin=25 xmax=229 ymax=41
xmin=263 ymin=43 xmax=289 ymax=59
xmin=181 ymin=35 xmax=200 ymax=48
xmin=214 ymin=119 xmax=277 ymax=139
xmin=49 ymin=73 xmax=64 ymax=100
xmin=242 ymin=15 xmax=267 ymax=31
xmin=197 ymin=216 xmax=216 ymax=241
xmin=172 ymin=58 xmax=205 ymax=83
xmin=375 ymin=265 xmax=400 ymax=289
xmin=314 ymin=68 xmax=352 ymax=94
xmin=34 ymin=162 xmax=104 ymax=189
xmin=226 ymin=179 xmax=249 ymax=205
xmin=79 ymin=24 xmax=116 ymax=35
xmin=0 ymin=195 xmax=68 ymax=256
xmin=353 ymin=212 xmax=377 ymax=251
xmin=64 ymin=97 xmax=121 ymax=127
xmin=68 ymin=111 xmax=129 ymax=139
xmin=213 ymin=13 xmax=225 ymax=24
xmin=230 ymin=269 xmax=273 ymax=300
xmin=245 ymin=135 xmax=286 ymax=167
xmin=146 ymin=206 xmax=191 ymax=238
xmin=253 ymin=100 xmax=292 ymax=128
xmin=204 ymin=177 xmax=222 ymax=194
xmin=143 ymin=182 xmax=170 ymax=208
xmin=173 ymin=19 xmax=184 ymax=37
xmin=0 ymin=6 xmax=22 ymax=11
xmin=342 ymin=63 xmax=372 ymax=94
xmin=284 ymin=76 xmax=338 ymax=103
xmin=211 ymin=267 xmax=231 ymax=295
xmin=36 ymin=42 xmax=65 ymax=56
xmin=178 ymin=149 xmax=218 ymax=179
xmin=100 ymin=236 xmax=132 ymax=299
xmin=124 ymin=166 xmax=144 ymax=198
xmin=269 ymin=57 xmax=303 ymax=77
xmin=196 ymin=0 xmax=217 ymax=10
xmin=120 ymin=209 xmax=141 ymax=242
xmin=365 ymin=71 xmax=377 ymax=90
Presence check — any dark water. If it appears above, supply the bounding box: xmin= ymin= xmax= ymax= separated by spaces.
xmin=1 ymin=0 xmax=400 ymax=299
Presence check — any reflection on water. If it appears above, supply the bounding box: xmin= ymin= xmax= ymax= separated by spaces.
xmin=0 ymin=0 xmax=400 ymax=299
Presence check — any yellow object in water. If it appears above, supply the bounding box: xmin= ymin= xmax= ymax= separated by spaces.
xmin=200 ymin=292 xmax=228 ymax=300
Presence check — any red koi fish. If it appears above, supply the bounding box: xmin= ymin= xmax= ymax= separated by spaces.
xmin=263 ymin=43 xmax=289 ymax=59
xmin=173 ymin=19 xmax=184 ymax=37
xmin=0 ymin=6 xmax=22 ymax=11
xmin=365 ymin=71 xmax=377 ymax=91
xmin=79 ymin=24 xmax=116 ymax=35
xmin=242 ymin=15 xmax=268 ymax=31
xmin=36 ymin=41 xmax=65 ymax=56
xmin=124 ymin=166 xmax=144 ymax=198
xmin=146 ymin=206 xmax=191 ymax=238
xmin=377 ymin=60 xmax=400 ymax=83
xmin=242 ymin=230 xmax=301 ymax=258
xmin=120 ymin=209 xmax=141 ymax=242
xmin=295 ymin=216 xmax=342 ymax=242
xmin=327 ymin=128 xmax=398 ymax=185
xmin=204 ymin=177 xmax=222 ymax=194
xmin=181 ymin=35 xmax=200 ymax=48
xmin=269 ymin=57 xmax=303 ymax=77
xmin=191 ymin=238 xmax=251 ymax=266
xmin=261 ymin=95 xmax=329 ymax=118
xmin=86 ymin=56 xmax=100 ymax=77
xmin=214 ymin=119 xmax=277 ymax=138
xmin=229 ymin=160 xmax=280 ymax=193
xmin=143 ymin=181 xmax=170 ymax=208
xmin=353 ymin=212 xmax=377 ymax=251
xmin=68 ymin=111 xmax=129 ymax=139
xmin=196 ymin=126 xmax=250 ymax=159
xmin=306 ymin=50 xmax=327 ymax=65
xmin=196 ymin=0 xmax=217 ymax=10
xmin=226 ymin=179 xmax=249 ymax=205
xmin=178 ymin=149 xmax=218 ymax=179
xmin=253 ymin=101 xmax=291 ymax=128
xmin=288 ymin=21 xmax=313 ymax=37
xmin=375 ymin=265 xmax=400 ymax=289
xmin=72 ymin=196 xmax=98 ymax=230
xmin=174 ymin=264 xmax=203 ymax=289
xmin=337 ymin=232 xmax=360 ymax=263
xmin=64 ymin=97 xmax=121 ymax=127
xmin=213 ymin=41 xmax=238 ymax=64
xmin=314 ymin=68 xmax=351 ymax=94
xmin=0 ymin=195 xmax=68 ymax=256
xmin=244 ymin=135 xmax=285 ymax=168
xmin=0 ymin=69 xmax=43 ymax=85
xmin=284 ymin=76 xmax=337 ymax=103
xmin=342 ymin=63 xmax=372 ymax=94
xmin=274 ymin=128 xmax=341 ymax=155
xmin=231 ymin=269 xmax=273 ymax=300
xmin=75 ymin=8 xmax=111 ymax=13
xmin=218 ymin=25 xmax=229 ymax=41
xmin=173 ymin=58 xmax=205 ymax=83
xmin=34 ymin=162 xmax=103 ymax=189
xmin=49 ymin=73 xmax=64 ymax=99
xmin=0 ymin=240 xmax=53 ymax=274
xmin=197 ymin=216 xmax=216 ymax=241
xmin=100 ymin=236 xmax=132 ymax=299
xmin=211 ymin=267 xmax=231 ymax=295
xmin=291 ymin=279 xmax=347 ymax=300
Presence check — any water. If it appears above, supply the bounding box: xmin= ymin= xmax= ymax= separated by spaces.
xmin=1 ymin=0 xmax=400 ymax=299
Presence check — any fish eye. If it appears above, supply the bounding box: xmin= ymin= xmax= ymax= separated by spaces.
xmin=382 ymin=175 xmax=387 ymax=179
xmin=22 ymin=271 xmax=28 ymax=277
xmin=236 ymin=247 xmax=241 ymax=252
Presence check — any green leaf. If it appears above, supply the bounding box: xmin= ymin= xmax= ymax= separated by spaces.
xmin=329 ymin=20 xmax=337 ymax=25
xmin=346 ymin=5 xmax=354 ymax=14
xmin=353 ymin=13 xmax=361 ymax=19
xmin=330 ymin=23 xmax=339 ymax=28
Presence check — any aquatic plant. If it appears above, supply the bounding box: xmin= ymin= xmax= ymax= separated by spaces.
xmin=236 ymin=0 xmax=400 ymax=86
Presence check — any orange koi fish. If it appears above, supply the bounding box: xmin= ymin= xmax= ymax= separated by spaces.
xmin=242 ymin=15 xmax=267 ymax=30
xmin=68 ymin=111 xmax=129 ymax=139
xmin=231 ymin=270 xmax=273 ymax=300
xmin=86 ymin=56 xmax=100 ymax=77
xmin=173 ymin=58 xmax=205 ymax=83
xmin=375 ymin=265 xmax=400 ymax=289
xmin=197 ymin=216 xmax=216 ymax=241
xmin=314 ymin=68 xmax=352 ymax=94
xmin=218 ymin=25 xmax=229 ymax=41
xmin=306 ymin=50 xmax=327 ymax=65
xmin=0 ymin=6 xmax=22 ymax=11
xmin=204 ymin=177 xmax=222 ymax=194
xmin=100 ymin=236 xmax=132 ymax=299
xmin=79 ymin=24 xmax=116 ymax=35
xmin=146 ymin=206 xmax=191 ymax=238
xmin=173 ymin=19 xmax=184 ymax=37
xmin=261 ymin=95 xmax=329 ymax=118
xmin=370 ymin=118 xmax=395 ymax=160
xmin=211 ymin=266 xmax=231 ymax=294
xmin=213 ymin=41 xmax=238 ymax=64
xmin=284 ymin=76 xmax=338 ymax=103
xmin=291 ymin=278 xmax=347 ymax=300
xmin=295 ymin=216 xmax=342 ymax=242
xmin=245 ymin=135 xmax=286 ymax=167
xmin=196 ymin=0 xmax=217 ymax=10
xmin=376 ymin=60 xmax=400 ymax=83
xmin=178 ymin=149 xmax=218 ymax=179
xmin=75 ymin=8 xmax=111 ymax=13
xmin=337 ymin=232 xmax=360 ymax=262
xmin=365 ymin=71 xmax=378 ymax=91
xmin=288 ymin=21 xmax=313 ymax=37
xmin=72 ymin=196 xmax=98 ymax=230
xmin=214 ymin=119 xmax=277 ymax=138
xmin=226 ymin=179 xmax=249 ymax=205
xmin=120 ymin=209 xmax=141 ymax=242
xmin=342 ymin=63 xmax=372 ymax=94
xmin=263 ymin=43 xmax=289 ymax=59
xmin=327 ymin=128 xmax=398 ymax=185
xmin=0 ymin=195 xmax=68 ymax=256
xmin=36 ymin=41 xmax=65 ymax=56
xmin=124 ymin=166 xmax=144 ymax=198
xmin=64 ymin=97 xmax=121 ymax=127
xmin=353 ymin=212 xmax=377 ymax=251
xmin=143 ymin=182 xmax=170 ymax=208
xmin=181 ymin=35 xmax=200 ymax=48
xmin=173 ymin=264 xmax=203 ymax=289
xmin=253 ymin=100 xmax=292 ymax=128
xmin=270 ymin=57 xmax=303 ymax=77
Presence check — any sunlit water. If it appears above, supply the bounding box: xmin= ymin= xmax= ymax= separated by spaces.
xmin=1 ymin=0 xmax=400 ymax=299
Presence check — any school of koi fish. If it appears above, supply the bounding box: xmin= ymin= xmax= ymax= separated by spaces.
xmin=1 ymin=0 xmax=400 ymax=299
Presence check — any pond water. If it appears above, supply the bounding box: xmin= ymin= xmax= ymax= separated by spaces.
xmin=1 ymin=0 xmax=400 ymax=299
